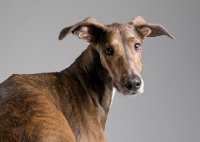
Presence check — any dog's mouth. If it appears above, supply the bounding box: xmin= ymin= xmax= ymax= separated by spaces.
xmin=124 ymin=86 xmax=144 ymax=96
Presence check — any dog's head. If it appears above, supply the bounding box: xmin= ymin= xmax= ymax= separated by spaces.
xmin=59 ymin=16 xmax=173 ymax=95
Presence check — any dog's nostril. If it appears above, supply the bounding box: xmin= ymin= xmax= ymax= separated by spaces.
xmin=125 ymin=83 xmax=133 ymax=90
xmin=136 ymin=82 xmax=140 ymax=87
xmin=134 ymin=79 xmax=141 ymax=89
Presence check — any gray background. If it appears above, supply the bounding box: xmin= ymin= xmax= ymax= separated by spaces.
xmin=0 ymin=0 xmax=199 ymax=142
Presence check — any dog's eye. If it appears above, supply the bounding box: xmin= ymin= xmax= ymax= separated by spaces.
xmin=134 ymin=43 xmax=141 ymax=52
xmin=105 ymin=47 xmax=114 ymax=55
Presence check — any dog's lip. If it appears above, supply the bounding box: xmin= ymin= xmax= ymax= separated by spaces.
xmin=130 ymin=91 xmax=140 ymax=95
xmin=123 ymin=90 xmax=137 ymax=95
xmin=123 ymin=89 xmax=144 ymax=95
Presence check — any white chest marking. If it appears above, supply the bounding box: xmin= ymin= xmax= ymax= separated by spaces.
xmin=110 ymin=88 xmax=116 ymax=108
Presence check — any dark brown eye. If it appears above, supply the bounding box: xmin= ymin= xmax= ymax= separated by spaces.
xmin=105 ymin=47 xmax=114 ymax=55
xmin=134 ymin=43 xmax=141 ymax=51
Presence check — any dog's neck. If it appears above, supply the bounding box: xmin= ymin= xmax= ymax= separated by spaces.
xmin=61 ymin=44 xmax=114 ymax=129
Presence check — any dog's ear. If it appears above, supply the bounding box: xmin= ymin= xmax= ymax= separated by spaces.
xmin=131 ymin=16 xmax=174 ymax=39
xmin=59 ymin=17 xmax=106 ymax=44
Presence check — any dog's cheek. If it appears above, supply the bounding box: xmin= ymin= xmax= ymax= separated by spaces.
xmin=99 ymin=54 xmax=112 ymax=76
xmin=136 ymin=53 xmax=142 ymax=73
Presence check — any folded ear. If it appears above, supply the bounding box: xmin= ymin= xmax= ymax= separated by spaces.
xmin=131 ymin=16 xmax=174 ymax=39
xmin=59 ymin=17 xmax=106 ymax=44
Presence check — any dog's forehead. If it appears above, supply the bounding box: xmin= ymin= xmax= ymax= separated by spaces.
xmin=105 ymin=23 xmax=142 ymax=44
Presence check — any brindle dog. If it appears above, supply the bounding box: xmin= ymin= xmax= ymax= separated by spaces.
xmin=0 ymin=16 xmax=173 ymax=142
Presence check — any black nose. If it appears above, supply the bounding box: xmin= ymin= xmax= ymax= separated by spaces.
xmin=124 ymin=76 xmax=142 ymax=91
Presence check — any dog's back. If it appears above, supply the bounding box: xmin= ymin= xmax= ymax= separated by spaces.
xmin=0 ymin=73 xmax=77 ymax=142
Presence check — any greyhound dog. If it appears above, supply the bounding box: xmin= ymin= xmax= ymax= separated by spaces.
xmin=0 ymin=16 xmax=173 ymax=142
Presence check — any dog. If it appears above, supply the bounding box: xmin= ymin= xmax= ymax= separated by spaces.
xmin=0 ymin=16 xmax=173 ymax=142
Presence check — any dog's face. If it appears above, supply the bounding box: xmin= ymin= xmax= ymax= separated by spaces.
xmin=59 ymin=16 xmax=173 ymax=95
xmin=96 ymin=24 xmax=144 ymax=95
